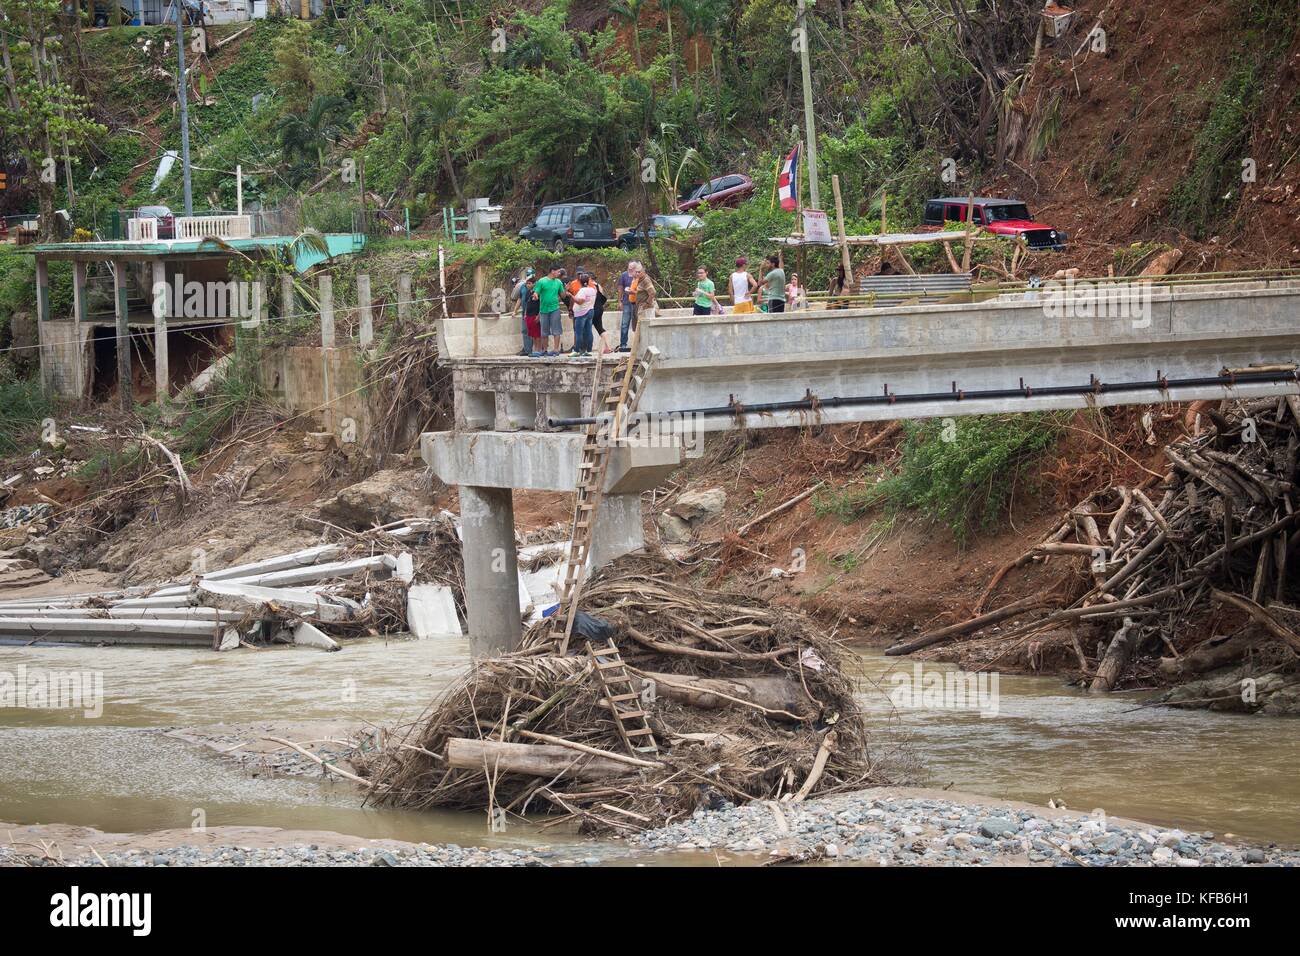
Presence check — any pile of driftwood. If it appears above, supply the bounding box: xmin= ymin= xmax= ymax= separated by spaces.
xmin=889 ymin=396 xmax=1300 ymax=691
xmin=361 ymin=557 xmax=876 ymax=833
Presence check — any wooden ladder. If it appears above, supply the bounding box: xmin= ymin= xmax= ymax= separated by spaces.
xmin=587 ymin=639 xmax=659 ymax=755
xmin=553 ymin=343 xmax=656 ymax=653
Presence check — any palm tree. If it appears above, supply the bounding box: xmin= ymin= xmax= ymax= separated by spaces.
xmin=608 ymin=0 xmax=646 ymax=70
xmin=678 ymin=0 xmax=724 ymax=98
xmin=661 ymin=0 xmax=680 ymax=92
xmin=412 ymin=86 xmax=464 ymax=203
xmin=275 ymin=94 xmax=351 ymax=184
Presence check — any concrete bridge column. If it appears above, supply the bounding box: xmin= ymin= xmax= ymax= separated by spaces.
xmin=460 ymin=484 xmax=522 ymax=657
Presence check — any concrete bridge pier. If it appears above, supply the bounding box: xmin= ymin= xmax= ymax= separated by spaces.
xmin=423 ymin=430 xmax=681 ymax=658
xmin=459 ymin=484 xmax=523 ymax=657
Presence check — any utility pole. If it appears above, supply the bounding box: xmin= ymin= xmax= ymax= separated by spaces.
xmin=174 ymin=3 xmax=193 ymax=214
xmin=796 ymin=0 xmax=820 ymax=210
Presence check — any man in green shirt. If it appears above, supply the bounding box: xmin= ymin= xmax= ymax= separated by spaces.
xmin=760 ymin=255 xmax=786 ymax=313
xmin=532 ymin=267 xmax=566 ymax=355
xmin=693 ymin=267 xmax=718 ymax=316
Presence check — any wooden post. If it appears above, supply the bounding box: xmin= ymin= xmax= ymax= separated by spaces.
xmin=397 ymin=273 xmax=411 ymax=322
xmin=880 ymin=190 xmax=887 ymax=234
xmin=72 ymin=260 xmax=87 ymax=397
xmin=357 ymin=273 xmax=373 ymax=348
xmin=961 ymin=193 xmax=976 ymax=273
xmin=151 ymin=260 xmax=169 ymax=400
xmin=831 ymin=174 xmax=853 ymax=286
xmin=114 ymin=259 xmax=132 ymax=411
xmin=438 ymin=244 xmax=449 ymax=319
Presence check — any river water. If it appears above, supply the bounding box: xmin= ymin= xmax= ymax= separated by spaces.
xmin=1 ymin=637 xmax=1297 ymax=849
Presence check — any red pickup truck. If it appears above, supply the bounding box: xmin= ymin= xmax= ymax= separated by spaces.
xmin=923 ymin=197 xmax=1067 ymax=251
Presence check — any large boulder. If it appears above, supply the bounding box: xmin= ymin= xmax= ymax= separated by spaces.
xmin=317 ymin=468 xmax=432 ymax=530
xmin=670 ymin=488 xmax=727 ymax=523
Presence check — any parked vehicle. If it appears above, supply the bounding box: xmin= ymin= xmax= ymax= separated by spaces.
xmin=134 ymin=204 xmax=176 ymax=240
xmin=518 ymin=203 xmax=616 ymax=252
xmin=677 ymin=174 xmax=755 ymax=212
xmin=618 ymin=213 xmax=704 ymax=249
xmin=922 ymin=197 xmax=1067 ymax=250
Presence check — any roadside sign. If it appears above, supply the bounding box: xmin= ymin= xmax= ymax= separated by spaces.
xmin=802 ymin=208 xmax=833 ymax=244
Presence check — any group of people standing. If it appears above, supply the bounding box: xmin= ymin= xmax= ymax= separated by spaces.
xmin=694 ymin=255 xmax=808 ymax=316
xmin=511 ymin=261 xmax=657 ymax=357
xmin=510 ymin=253 xmax=808 ymax=358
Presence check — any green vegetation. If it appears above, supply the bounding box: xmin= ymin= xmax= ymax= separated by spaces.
xmin=816 ymin=414 xmax=1066 ymax=542
xmin=0 ymin=376 xmax=52 ymax=456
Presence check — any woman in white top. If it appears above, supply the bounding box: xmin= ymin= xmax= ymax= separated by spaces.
xmin=730 ymin=256 xmax=758 ymax=313
xmin=785 ymin=273 xmax=807 ymax=310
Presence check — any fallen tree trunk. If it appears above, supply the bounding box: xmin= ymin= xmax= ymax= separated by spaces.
xmin=636 ymin=671 xmax=810 ymax=722
xmin=885 ymin=594 xmax=1046 ymax=656
xmin=1090 ymin=618 xmax=1137 ymax=693
xmin=445 ymin=738 xmax=641 ymax=781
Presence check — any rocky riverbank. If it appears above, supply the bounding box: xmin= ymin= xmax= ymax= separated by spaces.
xmin=0 ymin=822 xmax=569 ymax=867
xmin=633 ymin=787 xmax=1300 ymax=866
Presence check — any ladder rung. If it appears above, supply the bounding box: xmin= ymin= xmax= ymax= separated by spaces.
xmin=625 ymin=727 xmax=655 ymax=737
xmin=607 ymin=692 xmax=640 ymax=702
xmin=596 ymin=660 xmax=627 ymax=670
xmin=611 ymin=708 xmax=648 ymax=720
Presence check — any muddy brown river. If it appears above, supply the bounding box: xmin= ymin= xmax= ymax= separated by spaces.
xmin=2 ymin=638 xmax=1298 ymax=848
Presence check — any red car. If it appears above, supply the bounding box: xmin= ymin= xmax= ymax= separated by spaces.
xmin=923 ymin=197 xmax=1067 ymax=250
xmin=677 ymin=173 xmax=754 ymax=212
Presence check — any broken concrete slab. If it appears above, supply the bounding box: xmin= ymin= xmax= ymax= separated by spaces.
xmin=406 ymin=583 xmax=462 ymax=639
xmin=196 ymin=580 xmax=355 ymax=623
xmin=292 ymin=621 xmax=341 ymax=652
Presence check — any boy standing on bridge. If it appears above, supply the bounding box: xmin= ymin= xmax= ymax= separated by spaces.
xmin=532 ymin=267 xmax=566 ymax=356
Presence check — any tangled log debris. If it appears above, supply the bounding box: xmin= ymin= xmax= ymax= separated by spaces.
xmin=889 ymin=396 xmax=1300 ymax=692
xmin=361 ymin=557 xmax=878 ymax=833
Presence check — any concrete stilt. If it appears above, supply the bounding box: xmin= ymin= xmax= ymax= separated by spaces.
xmin=460 ymin=484 xmax=522 ymax=657
xmin=151 ymin=260 xmax=169 ymax=399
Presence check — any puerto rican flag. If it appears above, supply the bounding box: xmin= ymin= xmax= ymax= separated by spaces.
xmin=778 ymin=144 xmax=800 ymax=211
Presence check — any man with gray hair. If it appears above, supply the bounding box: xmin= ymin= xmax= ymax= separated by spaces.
xmin=618 ymin=260 xmax=640 ymax=351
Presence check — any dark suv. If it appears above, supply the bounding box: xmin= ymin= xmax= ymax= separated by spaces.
xmin=922 ymin=197 xmax=1066 ymax=250
xmin=518 ymin=203 xmax=616 ymax=252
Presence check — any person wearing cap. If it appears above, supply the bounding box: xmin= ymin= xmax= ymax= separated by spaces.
xmin=510 ymin=267 xmax=536 ymax=355
xmin=618 ymin=260 xmax=638 ymax=349
xmin=730 ymin=257 xmax=757 ymax=314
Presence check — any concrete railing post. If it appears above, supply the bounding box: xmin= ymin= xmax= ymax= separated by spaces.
xmin=398 ymin=273 xmax=412 ymax=322
xmin=319 ymin=275 xmax=335 ymax=348
xmin=280 ymin=273 xmax=294 ymax=324
xmin=357 ymin=273 xmax=373 ymax=348
xmin=460 ymin=484 xmax=522 ymax=657
xmin=151 ymin=260 xmax=169 ymax=400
